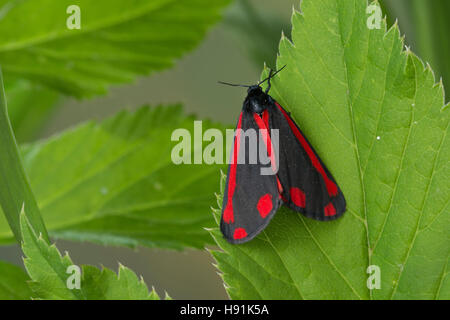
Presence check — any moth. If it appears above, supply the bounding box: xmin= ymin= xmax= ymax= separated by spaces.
xmin=219 ymin=66 xmax=346 ymax=244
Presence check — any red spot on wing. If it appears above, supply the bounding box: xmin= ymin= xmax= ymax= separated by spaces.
xmin=324 ymin=202 xmax=336 ymax=216
xmin=276 ymin=103 xmax=338 ymax=197
xmin=257 ymin=193 xmax=273 ymax=218
xmin=290 ymin=187 xmax=306 ymax=208
xmin=223 ymin=113 xmax=243 ymax=224
xmin=233 ymin=228 xmax=248 ymax=240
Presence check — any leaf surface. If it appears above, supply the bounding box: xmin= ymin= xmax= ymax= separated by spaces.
xmin=0 ymin=260 xmax=32 ymax=300
xmin=384 ymin=0 xmax=450 ymax=94
xmin=6 ymin=79 xmax=59 ymax=142
xmin=211 ymin=0 xmax=449 ymax=300
xmin=0 ymin=105 xmax=226 ymax=249
xmin=20 ymin=211 xmax=161 ymax=299
xmin=0 ymin=0 xmax=229 ymax=97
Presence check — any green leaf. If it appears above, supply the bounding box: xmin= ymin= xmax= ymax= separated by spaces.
xmin=211 ymin=0 xmax=449 ymax=300
xmin=20 ymin=210 xmax=161 ymax=300
xmin=0 ymin=260 xmax=32 ymax=300
xmin=0 ymin=0 xmax=230 ymax=97
xmin=0 ymin=105 xmax=226 ymax=249
xmin=0 ymin=71 xmax=49 ymax=243
xmin=6 ymin=79 xmax=60 ymax=143
xmin=384 ymin=0 xmax=450 ymax=95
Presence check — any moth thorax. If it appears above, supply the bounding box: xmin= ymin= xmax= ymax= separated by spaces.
xmin=249 ymin=98 xmax=266 ymax=114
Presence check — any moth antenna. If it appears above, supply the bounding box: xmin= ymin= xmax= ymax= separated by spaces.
xmin=218 ymin=81 xmax=251 ymax=88
xmin=258 ymin=65 xmax=287 ymax=86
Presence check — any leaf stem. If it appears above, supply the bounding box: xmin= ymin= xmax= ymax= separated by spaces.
xmin=0 ymin=69 xmax=49 ymax=243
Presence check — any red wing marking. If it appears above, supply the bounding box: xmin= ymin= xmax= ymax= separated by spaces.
xmin=223 ymin=113 xmax=243 ymax=224
xmin=233 ymin=228 xmax=248 ymax=240
xmin=276 ymin=103 xmax=338 ymax=197
xmin=324 ymin=202 xmax=336 ymax=216
xmin=253 ymin=111 xmax=277 ymax=174
xmin=290 ymin=187 xmax=306 ymax=208
xmin=262 ymin=109 xmax=270 ymax=134
xmin=257 ymin=193 xmax=273 ymax=218
xmin=255 ymin=111 xmax=284 ymax=196
xmin=276 ymin=177 xmax=283 ymax=194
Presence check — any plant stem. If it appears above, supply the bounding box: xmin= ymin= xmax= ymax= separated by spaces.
xmin=0 ymin=70 xmax=49 ymax=243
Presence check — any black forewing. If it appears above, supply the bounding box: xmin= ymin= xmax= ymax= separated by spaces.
xmin=220 ymin=110 xmax=282 ymax=244
xmin=268 ymin=100 xmax=346 ymax=221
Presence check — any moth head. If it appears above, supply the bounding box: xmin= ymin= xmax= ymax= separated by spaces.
xmin=247 ymin=85 xmax=263 ymax=95
xmin=246 ymin=86 xmax=269 ymax=114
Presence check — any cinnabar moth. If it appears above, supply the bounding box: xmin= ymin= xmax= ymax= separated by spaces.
xmin=219 ymin=66 xmax=346 ymax=244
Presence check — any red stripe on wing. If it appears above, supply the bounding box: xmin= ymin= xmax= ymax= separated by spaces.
xmin=276 ymin=102 xmax=338 ymax=197
xmin=223 ymin=112 xmax=243 ymax=224
xmin=262 ymin=109 xmax=270 ymax=132
xmin=276 ymin=176 xmax=284 ymax=195
xmin=253 ymin=111 xmax=277 ymax=174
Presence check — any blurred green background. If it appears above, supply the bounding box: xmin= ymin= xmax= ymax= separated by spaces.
xmin=0 ymin=0 xmax=448 ymax=299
